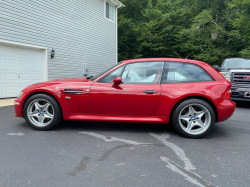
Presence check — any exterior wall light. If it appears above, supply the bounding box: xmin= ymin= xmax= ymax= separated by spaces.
xmin=51 ymin=48 xmax=55 ymax=58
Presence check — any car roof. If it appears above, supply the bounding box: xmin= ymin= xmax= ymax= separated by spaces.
xmin=225 ymin=57 xmax=250 ymax=60
xmin=96 ymin=58 xmax=224 ymax=82
xmin=122 ymin=58 xmax=207 ymax=65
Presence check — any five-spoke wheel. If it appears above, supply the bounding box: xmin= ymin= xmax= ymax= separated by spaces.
xmin=172 ymin=99 xmax=215 ymax=138
xmin=23 ymin=94 xmax=62 ymax=130
xmin=27 ymin=99 xmax=54 ymax=127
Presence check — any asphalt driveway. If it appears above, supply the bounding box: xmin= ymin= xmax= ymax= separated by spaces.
xmin=0 ymin=101 xmax=250 ymax=187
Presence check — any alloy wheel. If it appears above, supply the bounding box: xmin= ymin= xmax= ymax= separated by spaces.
xmin=27 ymin=99 xmax=54 ymax=127
xmin=178 ymin=104 xmax=211 ymax=135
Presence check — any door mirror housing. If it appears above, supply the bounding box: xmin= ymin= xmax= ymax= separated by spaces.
xmin=112 ymin=77 xmax=122 ymax=87
xmin=212 ymin=65 xmax=220 ymax=71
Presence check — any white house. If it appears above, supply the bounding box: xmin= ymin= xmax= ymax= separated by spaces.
xmin=0 ymin=0 xmax=125 ymax=98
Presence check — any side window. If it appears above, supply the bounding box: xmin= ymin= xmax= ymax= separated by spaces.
xmin=98 ymin=66 xmax=124 ymax=83
xmin=162 ymin=62 xmax=214 ymax=83
xmin=121 ymin=62 xmax=164 ymax=84
xmin=105 ymin=1 xmax=115 ymax=22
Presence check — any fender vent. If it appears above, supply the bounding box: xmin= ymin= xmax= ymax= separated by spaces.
xmin=64 ymin=89 xmax=83 ymax=93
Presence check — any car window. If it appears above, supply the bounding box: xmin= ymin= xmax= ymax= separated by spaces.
xmin=89 ymin=62 xmax=122 ymax=81
xmin=98 ymin=66 xmax=124 ymax=83
xmin=221 ymin=58 xmax=250 ymax=69
xmin=122 ymin=62 xmax=164 ymax=84
xmin=162 ymin=62 xmax=214 ymax=83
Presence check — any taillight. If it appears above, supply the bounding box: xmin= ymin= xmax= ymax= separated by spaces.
xmin=225 ymin=90 xmax=231 ymax=100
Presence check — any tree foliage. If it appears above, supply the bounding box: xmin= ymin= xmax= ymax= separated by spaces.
xmin=118 ymin=0 xmax=250 ymax=65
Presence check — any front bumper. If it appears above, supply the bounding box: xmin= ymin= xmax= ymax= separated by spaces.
xmin=14 ymin=92 xmax=28 ymax=118
xmin=231 ymin=86 xmax=250 ymax=101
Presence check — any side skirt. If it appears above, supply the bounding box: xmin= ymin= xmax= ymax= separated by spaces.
xmin=64 ymin=114 xmax=169 ymax=124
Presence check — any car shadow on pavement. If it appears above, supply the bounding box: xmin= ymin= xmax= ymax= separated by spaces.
xmin=233 ymin=100 xmax=250 ymax=109
xmin=54 ymin=120 xmax=231 ymax=140
xmin=204 ymin=123 xmax=231 ymax=139
xmin=18 ymin=119 xmax=232 ymax=139
xmin=56 ymin=120 xmax=177 ymax=134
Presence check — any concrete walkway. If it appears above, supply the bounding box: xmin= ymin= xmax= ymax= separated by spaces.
xmin=0 ymin=98 xmax=15 ymax=107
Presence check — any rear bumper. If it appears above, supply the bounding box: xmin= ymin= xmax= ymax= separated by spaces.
xmin=217 ymin=99 xmax=236 ymax=122
xmin=231 ymin=87 xmax=250 ymax=101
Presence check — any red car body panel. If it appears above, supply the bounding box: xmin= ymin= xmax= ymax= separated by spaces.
xmin=14 ymin=58 xmax=236 ymax=124
xmin=89 ymin=83 xmax=162 ymax=115
xmin=155 ymin=81 xmax=233 ymax=120
xmin=63 ymin=114 xmax=168 ymax=123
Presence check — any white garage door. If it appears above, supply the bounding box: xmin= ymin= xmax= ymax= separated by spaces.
xmin=0 ymin=43 xmax=44 ymax=98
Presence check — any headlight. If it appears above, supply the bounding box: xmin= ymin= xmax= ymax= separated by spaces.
xmin=220 ymin=72 xmax=230 ymax=80
xmin=17 ymin=92 xmax=23 ymax=99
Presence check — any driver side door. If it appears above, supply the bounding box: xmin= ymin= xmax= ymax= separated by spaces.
xmin=89 ymin=61 xmax=164 ymax=116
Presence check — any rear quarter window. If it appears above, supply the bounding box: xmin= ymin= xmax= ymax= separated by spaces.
xmin=161 ymin=62 xmax=214 ymax=83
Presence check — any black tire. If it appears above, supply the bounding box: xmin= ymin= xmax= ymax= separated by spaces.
xmin=172 ymin=99 xmax=215 ymax=138
xmin=23 ymin=93 xmax=62 ymax=130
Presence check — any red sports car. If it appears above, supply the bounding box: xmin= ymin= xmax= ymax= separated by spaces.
xmin=14 ymin=58 xmax=236 ymax=138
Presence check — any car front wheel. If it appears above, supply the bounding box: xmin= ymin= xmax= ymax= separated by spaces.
xmin=23 ymin=94 xmax=62 ymax=130
xmin=172 ymin=99 xmax=215 ymax=138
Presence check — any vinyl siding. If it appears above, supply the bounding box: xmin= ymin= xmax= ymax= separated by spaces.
xmin=0 ymin=0 xmax=117 ymax=80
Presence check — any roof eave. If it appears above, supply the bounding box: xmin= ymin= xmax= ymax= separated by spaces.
xmin=107 ymin=0 xmax=125 ymax=7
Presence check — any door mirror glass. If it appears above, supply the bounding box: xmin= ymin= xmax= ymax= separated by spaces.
xmin=212 ymin=65 xmax=220 ymax=71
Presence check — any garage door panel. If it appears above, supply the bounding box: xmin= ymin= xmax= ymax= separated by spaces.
xmin=32 ymin=61 xmax=42 ymax=68
xmin=0 ymin=87 xmax=3 ymax=96
xmin=0 ymin=43 xmax=44 ymax=98
xmin=4 ymin=45 xmax=16 ymax=55
xmin=20 ymin=60 xmax=31 ymax=68
xmin=6 ymin=73 xmax=18 ymax=81
xmin=4 ymin=59 xmax=18 ymax=68
xmin=18 ymin=48 xmax=30 ymax=56
xmin=30 ymin=50 xmax=43 ymax=58
xmin=19 ymin=73 xmax=31 ymax=81
xmin=6 ymin=86 xmax=19 ymax=95
xmin=33 ymin=74 xmax=43 ymax=81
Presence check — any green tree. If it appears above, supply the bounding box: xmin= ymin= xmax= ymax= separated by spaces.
xmin=118 ymin=0 xmax=250 ymax=65
xmin=229 ymin=0 xmax=250 ymax=57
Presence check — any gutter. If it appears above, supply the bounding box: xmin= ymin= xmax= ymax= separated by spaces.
xmin=116 ymin=3 xmax=125 ymax=63
xmin=108 ymin=0 xmax=125 ymax=7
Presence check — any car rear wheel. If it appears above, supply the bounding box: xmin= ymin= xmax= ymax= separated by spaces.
xmin=23 ymin=94 xmax=62 ymax=130
xmin=172 ymin=99 xmax=215 ymax=138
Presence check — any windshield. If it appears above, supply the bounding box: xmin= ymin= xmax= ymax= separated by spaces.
xmin=89 ymin=62 xmax=122 ymax=81
xmin=221 ymin=58 xmax=250 ymax=69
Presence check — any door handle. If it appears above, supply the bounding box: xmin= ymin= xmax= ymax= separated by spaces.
xmin=144 ymin=90 xmax=157 ymax=94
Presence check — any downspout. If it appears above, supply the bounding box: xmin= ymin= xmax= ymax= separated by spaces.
xmin=116 ymin=3 xmax=122 ymax=63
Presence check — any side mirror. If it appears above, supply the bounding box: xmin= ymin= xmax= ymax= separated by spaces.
xmin=212 ymin=65 xmax=220 ymax=71
xmin=112 ymin=77 xmax=122 ymax=87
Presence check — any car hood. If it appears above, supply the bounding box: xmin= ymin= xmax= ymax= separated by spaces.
xmin=49 ymin=77 xmax=90 ymax=82
xmin=229 ymin=69 xmax=250 ymax=73
xmin=22 ymin=77 xmax=92 ymax=93
xmin=221 ymin=69 xmax=250 ymax=72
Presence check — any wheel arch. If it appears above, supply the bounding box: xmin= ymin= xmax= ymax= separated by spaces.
xmin=22 ymin=91 xmax=62 ymax=116
xmin=169 ymin=96 xmax=218 ymax=123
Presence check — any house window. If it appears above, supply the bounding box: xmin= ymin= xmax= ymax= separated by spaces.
xmin=105 ymin=1 xmax=115 ymax=22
